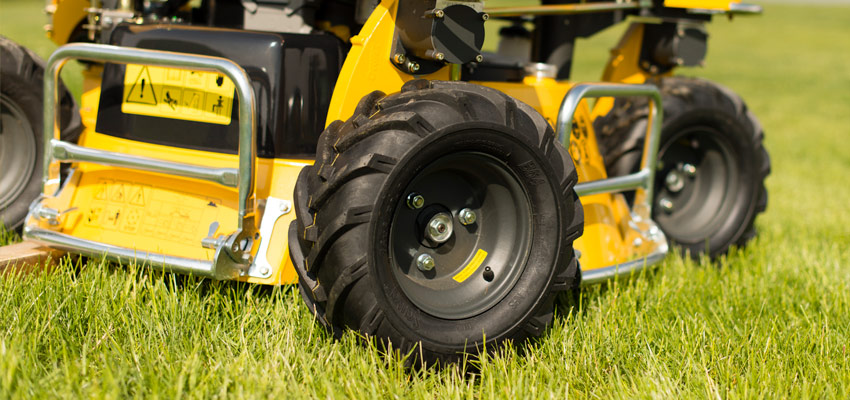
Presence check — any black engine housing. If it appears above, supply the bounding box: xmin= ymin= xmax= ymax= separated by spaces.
xmin=96 ymin=24 xmax=345 ymax=158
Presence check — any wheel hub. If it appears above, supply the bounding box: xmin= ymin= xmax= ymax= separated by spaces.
xmin=389 ymin=152 xmax=532 ymax=320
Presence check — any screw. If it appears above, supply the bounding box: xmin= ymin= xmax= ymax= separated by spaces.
xmin=434 ymin=52 xmax=445 ymax=61
xmin=408 ymin=62 xmax=420 ymax=73
xmin=475 ymin=54 xmax=484 ymax=63
xmin=659 ymin=198 xmax=674 ymax=213
xmin=280 ymin=200 xmax=292 ymax=213
xmin=260 ymin=266 xmax=270 ymax=276
xmin=393 ymin=53 xmax=405 ymax=64
xmin=458 ymin=208 xmax=477 ymax=225
xmin=416 ymin=253 xmax=435 ymax=271
xmin=407 ymin=193 xmax=424 ymax=209
xmin=434 ymin=9 xmax=444 ymax=18
xmin=481 ymin=13 xmax=489 ymax=21
xmin=682 ymin=163 xmax=697 ymax=177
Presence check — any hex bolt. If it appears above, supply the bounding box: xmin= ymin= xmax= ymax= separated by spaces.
xmin=458 ymin=208 xmax=477 ymax=225
xmin=659 ymin=198 xmax=674 ymax=213
xmin=682 ymin=163 xmax=697 ymax=177
xmin=407 ymin=193 xmax=425 ymax=209
xmin=475 ymin=54 xmax=484 ymax=63
xmin=416 ymin=253 xmax=435 ymax=271
xmin=393 ymin=53 xmax=405 ymax=64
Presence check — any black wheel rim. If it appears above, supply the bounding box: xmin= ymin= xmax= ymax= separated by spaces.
xmin=389 ymin=152 xmax=532 ymax=320
xmin=0 ymin=93 xmax=37 ymax=211
xmin=653 ymin=126 xmax=742 ymax=243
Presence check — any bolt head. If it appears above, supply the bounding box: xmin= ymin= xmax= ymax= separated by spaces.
xmin=416 ymin=253 xmax=435 ymax=271
xmin=659 ymin=198 xmax=674 ymax=213
xmin=435 ymin=9 xmax=445 ymax=18
xmin=435 ymin=52 xmax=445 ymax=61
xmin=682 ymin=163 xmax=697 ymax=177
xmin=408 ymin=62 xmax=420 ymax=73
xmin=407 ymin=193 xmax=425 ymax=209
xmin=475 ymin=54 xmax=484 ymax=63
xmin=260 ymin=266 xmax=270 ymax=275
xmin=458 ymin=208 xmax=477 ymax=225
xmin=481 ymin=13 xmax=489 ymax=21
xmin=632 ymin=237 xmax=643 ymax=248
xmin=393 ymin=53 xmax=405 ymax=64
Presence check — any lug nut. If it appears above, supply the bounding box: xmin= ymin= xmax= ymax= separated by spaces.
xmin=682 ymin=163 xmax=697 ymax=177
xmin=426 ymin=213 xmax=454 ymax=243
xmin=458 ymin=208 xmax=477 ymax=225
xmin=659 ymin=198 xmax=674 ymax=213
xmin=416 ymin=253 xmax=435 ymax=271
xmin=407 ymin=193 xmax=424 ymax=209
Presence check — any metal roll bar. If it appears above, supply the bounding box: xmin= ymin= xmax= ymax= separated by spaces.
xmin=27 ymin=43 xmax=259 ymax=279
xmin=555 ymin=83 xmax=669 ymax=284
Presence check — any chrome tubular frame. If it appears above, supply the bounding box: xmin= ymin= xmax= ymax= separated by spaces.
xmin=554 ymin=83 xmax=669 ymax=285
xmin=25 ymin=43 xmax=258 ymax=280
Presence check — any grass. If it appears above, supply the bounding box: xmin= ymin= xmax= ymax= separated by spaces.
xmin=2 ymin=1 xmax=850 ymax=398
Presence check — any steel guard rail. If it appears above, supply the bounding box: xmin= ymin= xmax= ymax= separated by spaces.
xmin=26 ymin=43 xmax=258 ymax=280
xmin=554 ymin=83 xmax=669 ymax=285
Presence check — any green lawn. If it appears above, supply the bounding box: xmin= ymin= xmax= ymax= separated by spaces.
xmin=2 ymin=1 xmax=850 ymax=398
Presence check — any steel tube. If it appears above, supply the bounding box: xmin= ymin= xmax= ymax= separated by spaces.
xmin=51 ymin=139 xmax=239 ymax=187
xmin=43 ymin=43 xmax=256 ymax=228
xmin=555 ymin=83 xmax=662 ymax=206
xmin=485 ymin=1 xmax=649 ymax=17
xmin=25 ymin=226 xmax=221 ymax=278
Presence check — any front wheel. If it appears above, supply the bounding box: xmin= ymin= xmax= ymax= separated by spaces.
xmin=290 ymin=80 xmax=583 ymax=364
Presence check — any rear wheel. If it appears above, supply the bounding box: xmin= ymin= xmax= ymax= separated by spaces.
xmin=594 ymin=77 xmax=770 ymax=258
xmin=290 ymin=80 xmax=583 ymax=364
xmin=0 ymin=36 xmax=81 ymax=230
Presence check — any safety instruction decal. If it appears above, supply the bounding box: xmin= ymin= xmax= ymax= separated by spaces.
xmin=121 ymin=64 xmax=235 ymax=125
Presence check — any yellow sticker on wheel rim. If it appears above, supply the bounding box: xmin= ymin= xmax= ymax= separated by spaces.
xmin=121 ymin=64 xmax=235 ymax=125
xmin=453 ymin=249 xmax=488 ymax=283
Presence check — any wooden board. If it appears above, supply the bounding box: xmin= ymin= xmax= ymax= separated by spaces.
xmin=0 ymin=241 xmax=66 ymax=274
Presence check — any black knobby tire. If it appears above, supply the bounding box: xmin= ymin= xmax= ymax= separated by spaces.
xmin=593 ymin=77 xmax=770 ymax=259
xmin=0 ymin=36 xmax=81 ymax=230
xmin=289 ymin=80 xmax=583 ymax=364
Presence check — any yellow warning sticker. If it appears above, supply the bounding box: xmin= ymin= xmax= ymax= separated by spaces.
xmin=453 ymin=249 xmax=488 ymax=283
xmin=121 ymin=64 xmax=235 ymax=125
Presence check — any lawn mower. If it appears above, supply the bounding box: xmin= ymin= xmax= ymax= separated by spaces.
xmin=0 ymin=0 xmax=769 ymax=363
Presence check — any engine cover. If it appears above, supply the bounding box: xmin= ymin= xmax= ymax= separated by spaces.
xmin=96 ymin=24 xmax=345 ymax=158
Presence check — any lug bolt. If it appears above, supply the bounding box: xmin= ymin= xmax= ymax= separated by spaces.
xmin=407 ymin=193 xmax=424 ymax=209
xmin=416 ymin=253 xmax=435 ymax=271
xmin=659 ymin=198 xmax=674 ymax=213
xmin=475 ymin=54 xmax=484 ymax=63
xmin=458 ymin=208 xmax=477 ymax=225
xmin=393 ymin=53 xmax=406 ymax=64
xmin=426 ymin=213 xmax=454 ymax=243
xmin=682 ymin=163 xmax=697 ymax=177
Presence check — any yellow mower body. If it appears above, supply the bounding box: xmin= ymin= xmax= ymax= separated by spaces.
xmin=27 ymin=0 xmax=760 ymax=285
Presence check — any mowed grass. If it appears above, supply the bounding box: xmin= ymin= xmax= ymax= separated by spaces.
xmin=2 ymin=1 xmax=850 ymax=398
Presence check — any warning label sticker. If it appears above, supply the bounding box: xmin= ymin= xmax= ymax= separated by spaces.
xmin=121 ymin=64 xmax=235 ymax=125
